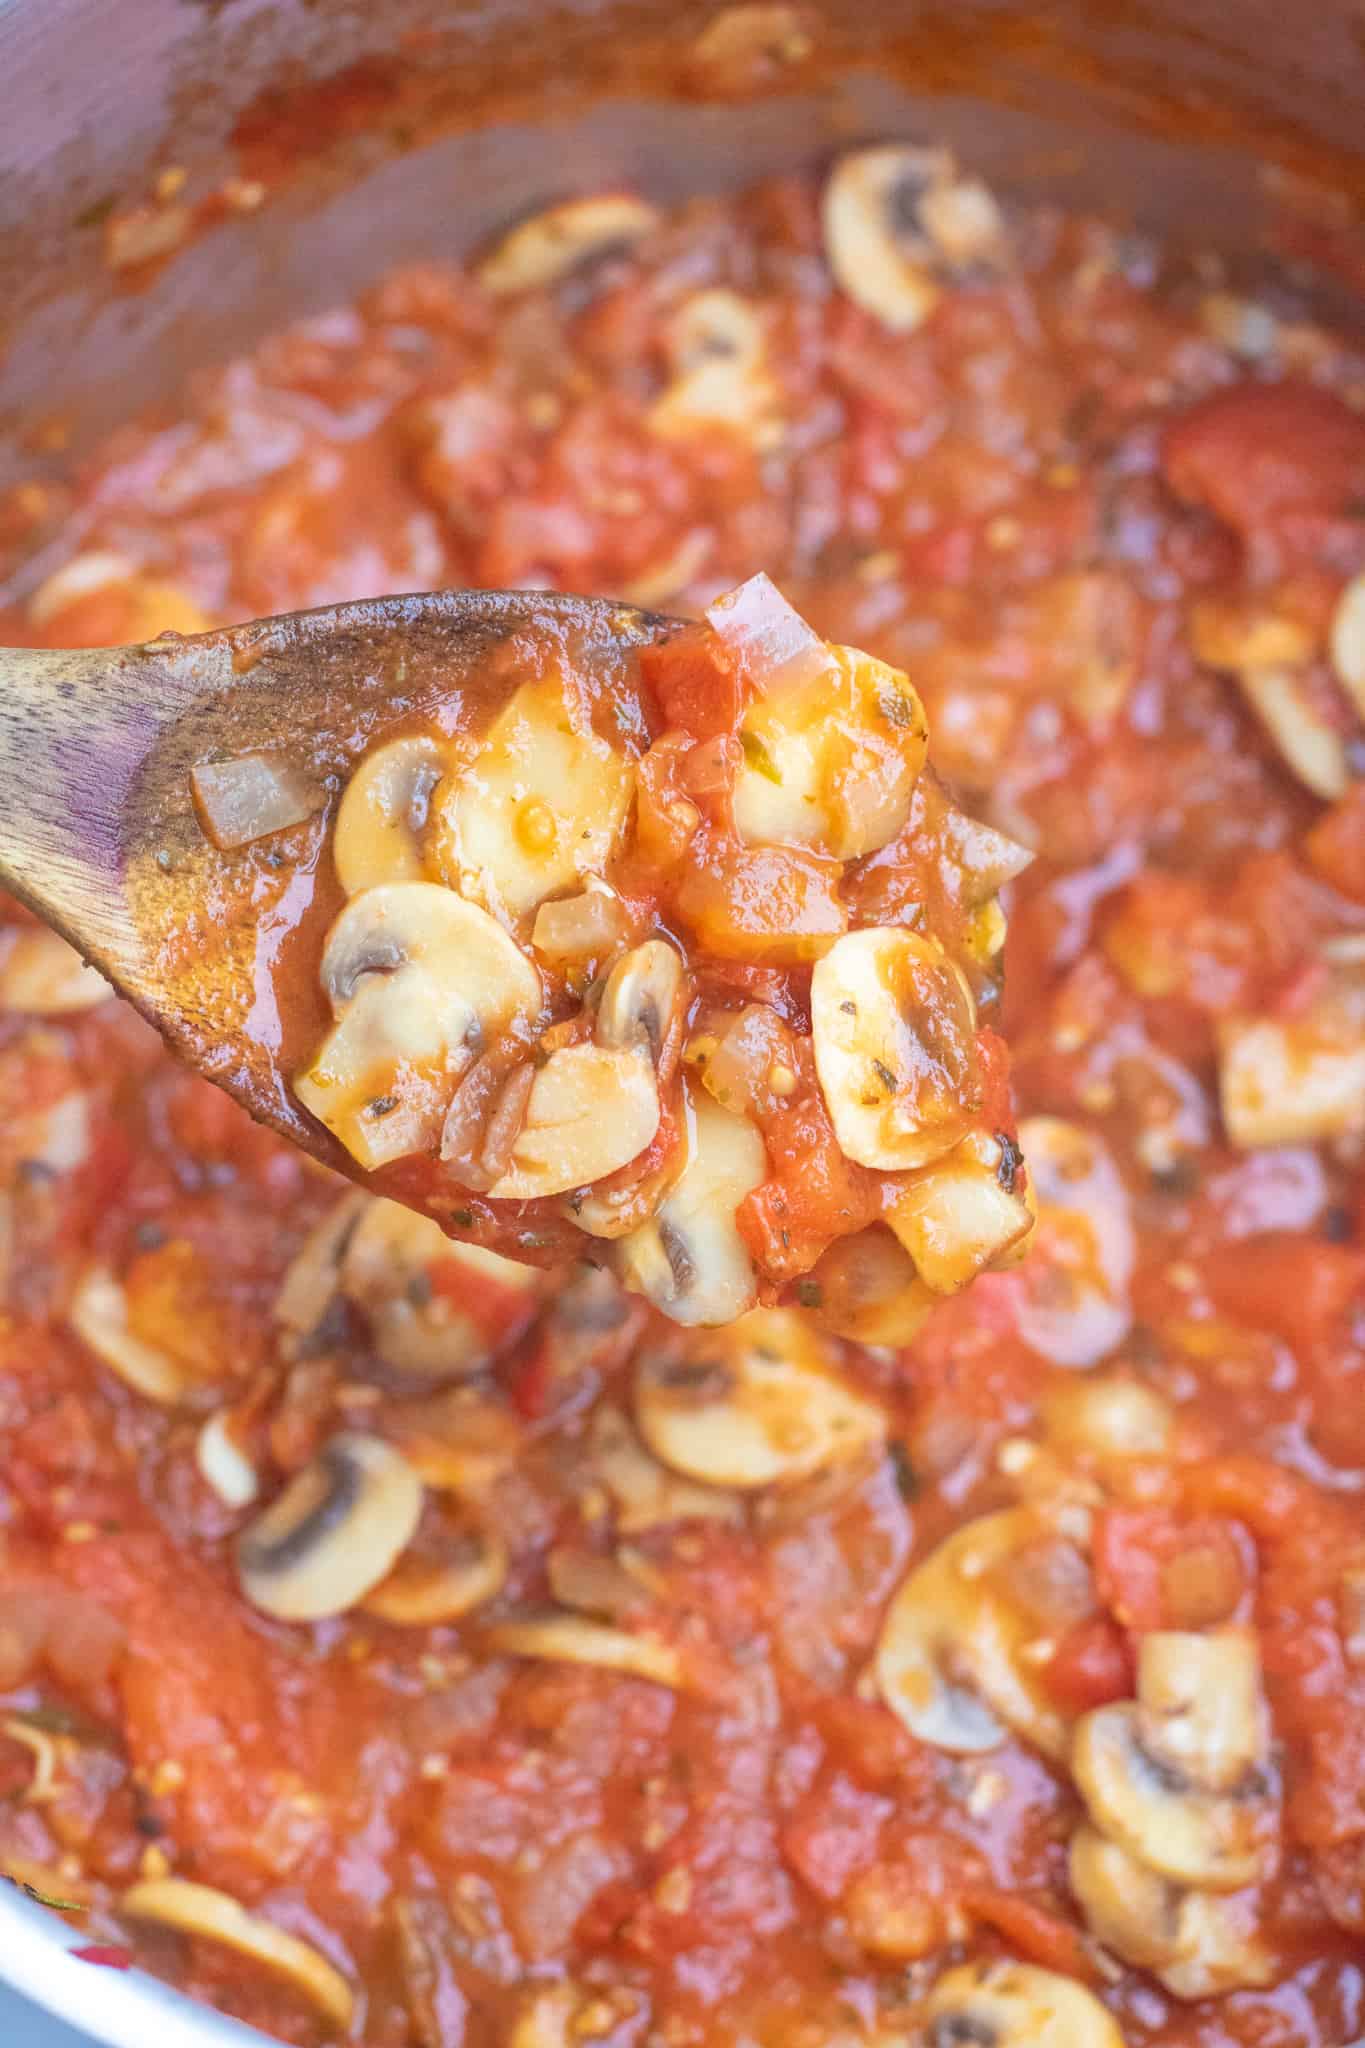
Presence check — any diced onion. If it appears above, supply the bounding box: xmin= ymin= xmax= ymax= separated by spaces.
xmin=532 ymin=886 xmax=629 ymax=964
xmin=191 ymin=752 xmax=325 ymax=851
xmin=701 ymin=1004 xmax=785 ymax=1116
xmin=705 ymin=573 xmax=830 ymax=693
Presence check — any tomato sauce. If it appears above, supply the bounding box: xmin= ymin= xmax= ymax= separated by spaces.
xmin=0 ymin=145 xmax=1364 ymax=2048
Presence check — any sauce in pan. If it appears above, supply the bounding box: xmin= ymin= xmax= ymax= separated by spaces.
xmin=1 ymin=144 xmax=1364 ymax=2048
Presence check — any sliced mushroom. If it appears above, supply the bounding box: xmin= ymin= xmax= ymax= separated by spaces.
xmin=811 ymin=927 xmax=979 ymax=1172
xmin=0 ymin=928 xmax=109 ymax=1015
xmin=1329 ymin=570 xmax=1365 ymax=719
xmin=1071 ymin=1630 xmax=1276 ymax=1891
xmin=875 ymin=1509 xmax=1072 ymax=1758
xmin=274 ymin=1191 xmax=369 ymax=1341
xmin=1009 ymin=1116 xmax=1134 ymax=1369
xmin=920 ymin=1961 xmax=1124 ymax=2048
xmin=430 ymin=674 xmax=634 ymax=920
xmin=67 ymin=1264 xmax=186 ymax=1405
xmin=614 ymin=1080 xmax=767 ymax=1325
xmin=332 ymin=733 xmax=447 ymax=894
xmin=595 ymin=938 xmax=685 ymax=1066
xmin=888 ymin=1128 xmax=1034 ymax=1295
xmin=484 ymin=1609 xmax=687 ymax=1690
xmin=588 ymin=1404 xmax=741 ymax=1533
xmin=120 ymin=1878 xmax=353 ymax=2029
xmin=341 ymin=1196 xmax=539 ymax=1378
xmin=484 ymin=1043 xmax=660 ymax=1201
xmin=294 ymin=882 xmax=542 ymax=1169
xmin=362 ymin=1509 xmax=507 ymax=1625
xmin=649 ymin=289 xmax=782 ymax=445
xmin=1069 ymin=1828 xmax=1274 ymax=2000
xmin=804 ymin=1226 xmax=938 ymax=1345
xmin=476 ymin=193 xmax=659 ymax=295
xmin=1237 ymin=666 xmax=1349 ymax=801
xmin=732 ymin=646 xmax=929 ymax=860
xmin=822 ymin=147 xmax=946 ymax=332
xmin=195 ymin=1409 xmax=260 ymax=1508
xmin=1219 ymin=994 xmax=1365 ymax=1147
xmin=236 ymin=1432 xmax=424 ymax=1622
xmin=635 ymin=1307 xmax=884 ymax=1490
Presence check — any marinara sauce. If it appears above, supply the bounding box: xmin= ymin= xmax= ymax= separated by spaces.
xmin=0 ymin=140 xmax=1363 ymax=2048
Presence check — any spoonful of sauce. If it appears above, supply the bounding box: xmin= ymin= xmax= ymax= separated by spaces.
xmin=0 ymin=573 xmax=1036 ymax=1332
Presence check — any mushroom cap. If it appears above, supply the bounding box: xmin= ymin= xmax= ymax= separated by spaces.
xmin=875 ymin=1508 xmax=1071 ymax=1758
xmin=295 ymin=882 xmax=541 ymax=1169
xmin=332 ymin=732 xmax=447 ymax=894
xmin=431 ymin=674 xmax=634 ymax=920
xmin=821 ymin=146 xmax=946 ymax=334
xmin=811 ymin=926 xmax=978 ymax=1171
xmin=121 ymin=1879 xmax=354 ymax=2029
xmin=485 ymin=1042 xmax=661 ymax=1201
xmin=921 ymin=1960 xmax=1126 ymax=2048
xmin=634 ymin=1306 xmax=885 ymax=1490
xmin=236 ymin=1431 xmax=425 ymax=1622
xmin=805 ymin=1226 xmax=938 ymax=1345
xmin=1071 ymin=1697 xmax=1273 ymax=1892
xmin=615 ymin=1080 xmax=767 ymax=1326
xmin=476 ymin=193 xmax=660 ymax=295
xmin=732 ymin=647 xmax=928 ymax=862
xmin=595 ymin=938 xmax=685 ymax=1064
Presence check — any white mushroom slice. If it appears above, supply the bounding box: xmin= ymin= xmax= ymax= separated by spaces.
xmin=811 ymin=928 xmax=979 ymax=1172
xmin=1011 ymin=1117 xmax=1135 ymax=1369
xmin=476 ymin=194 xmax=659 ymax=295
xmin=733 ymin=647 xmax=929 ymax=860
xmin=341 ymin=1196 xmax=538 ymax=1377
xmin=595 ymin=939 xmax=685 ymax=1065
xmin=822 ymin=147 xmax=946 ymax=332
xmin=0 ymin=928 xmax=109 ymax=1015
xmin=588 ymin=1405 xmax=741 ymax=1533
xmin=805 ymin=1226 xmax=938 ymax=1345
xmin=274 ymin=1191 xmax=369 ymax=1338
xmin=431 ymin=674 xmax=634 ymax=920
xmin=888 ymin=1129 xmax=1033 ymax=1295
xmin=362 ymin=1518 xmax=507 ymax=1625
xmin=1219 ymin=1004 xmax=1365 ymax=1149
xmin=67 ymin=1265 xmax=185 ymax=1405
xmin=332 ymin=733 xmax=447 ymax=894
xmin=1330 ymin=570 xmax=1365 ymax=719
xmin=484 ymin=1043 xmax=659 ymax=1201
xmin=295 ymin=882 xmax=542 ymax=1170
xmin=1041 ymin=1377 xmax=1174 ymax=1461
xmin=1072 ymin=1630 xmax=1276 ymax=1891
xmin=635 ymin=1306 xmax=885 ymax=1490
xmin=920 ymin=1961 xmax=1125 ymax=2048
xmin=615 ymin=1081 xmax=766 ymax=1326
xmin=1070 ymin=1828 xmax=1275 ymax=2000
xmin=196 ymin=1410 xmax=260 ymax=1508
xmin=1236 ymin=666 xmax=1349 ymax=801
xmin=236 ymin=1432 xmax=424 ymax=1622
xmin=649 ymin=289 xmax=782 ymax=444
xmin=484 ymin=1610 xmax=687 ymax=1690
xmin=875 ymin=1509 xmax=1071 ymax=1758
xmin=120 ymin=1879 xmax=353 ymax=2029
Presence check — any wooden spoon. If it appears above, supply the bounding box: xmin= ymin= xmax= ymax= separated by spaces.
xmin=0 ymin=589 xmax=669 ymax=1173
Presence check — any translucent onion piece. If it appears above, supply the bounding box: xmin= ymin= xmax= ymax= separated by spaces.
xmin=705 ymin=572 xmax=830 ymax=693
xmin=191 ymin=751 xmax=325 ymax=850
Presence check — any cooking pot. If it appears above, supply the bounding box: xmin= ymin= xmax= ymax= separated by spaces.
xmin=1 ymin=0 xmax=1363 ymax=2041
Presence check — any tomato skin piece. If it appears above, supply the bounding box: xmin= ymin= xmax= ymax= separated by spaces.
xmin=675 ymin=826 xmax=848 ymax=964
xmin=1041 ymin=1613 xmax=1135 ymax=1713
xmin=1094 ymin=1507 xmax=1254 ymax=1632
xmin=1200 ymin=1233 xmax=1364 ymax=1361
xmin=1162 ymin=380 xmax=1365 ymax=539
xmin=641 ymin=626 xmax=746 ymax=739
xmin=962 ymin=1889 xmax=1098 ymax=1982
